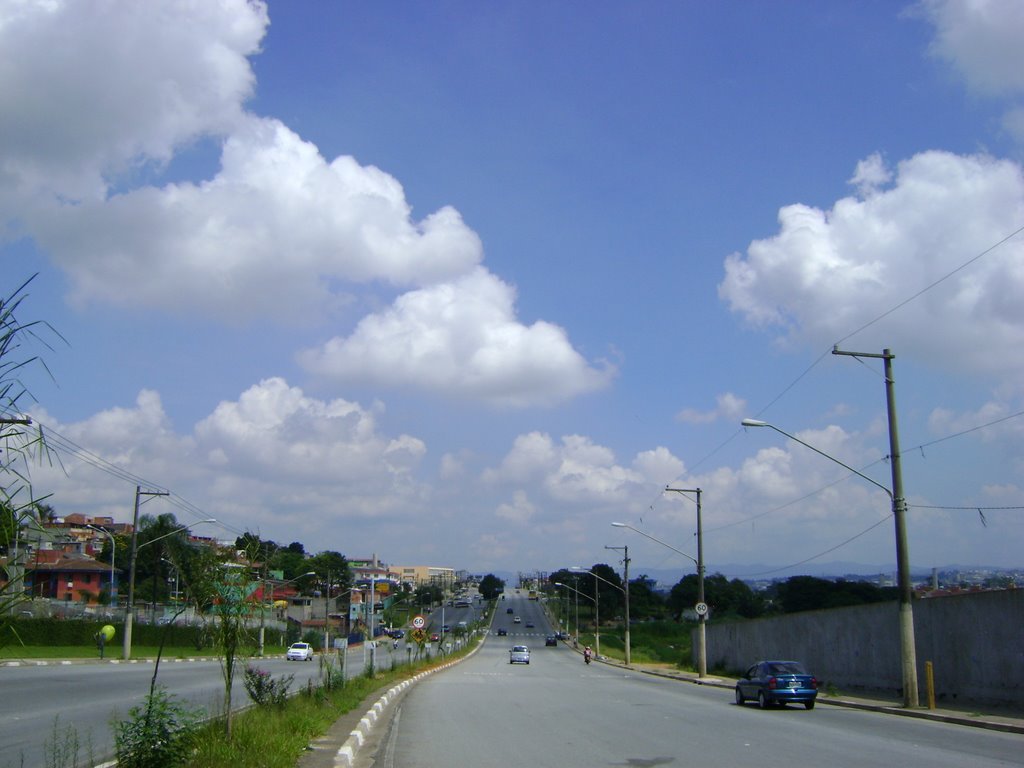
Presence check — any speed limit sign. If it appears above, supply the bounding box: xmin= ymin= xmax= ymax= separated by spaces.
xmin=694 ymin=602 xmax=709 ymax=616
xmin=412 ymin=615 xmax=426 ymax=629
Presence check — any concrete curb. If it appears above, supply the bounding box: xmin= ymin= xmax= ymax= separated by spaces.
xmin=1 ymin=655 xmax=223 ymax=667
xmin=331 ymin=636 xmax=485 ymax=767
xmin=622 ymin=662 xmax=1024 ymax=735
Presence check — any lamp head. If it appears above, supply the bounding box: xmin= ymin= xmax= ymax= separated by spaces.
xmin=610 ymin=522 xmax=627 ymax=528
xmin=741 ymin=418 xmax=768 ymax=427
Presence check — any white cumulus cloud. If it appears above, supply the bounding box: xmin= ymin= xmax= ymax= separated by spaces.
xmin=920 ymin=0 xmax=1024 ymax=142
xmin=718 ymin=150 xmax=1024 ymax=383
xmin=299 ymin=268 xmax=615 ymax=407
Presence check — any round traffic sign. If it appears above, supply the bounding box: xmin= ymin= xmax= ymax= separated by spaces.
xmin=412 ymin=614 xmax=426 ymax=629
xmin=694 ymin=602 xmax=709 ymax=616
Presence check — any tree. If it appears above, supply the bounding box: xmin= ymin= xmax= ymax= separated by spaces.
xmin=267 ymin=547 xmax=308 ymax=580
xmin=414 ymin=583 xmax=443 ymax=609
xmin=0 ymin=277 xmax=61 ymax=639
xmin=183 ymin=541 xmax=257 ymax=740
xmin=0 ymin=502 xmax=16 ymax=554
xmin=770 ymin=575 xmax=897 ymax=614
xmin=307 ymin=551 xmax=351 ymax=596
xmin=668 ymin=572 xmax=764 ymax=620
xmin=589 ymin=563 xmax=624 ymax=618
xmin=627 ymin=575 xmax=665 ymax=620
xmin=478 ymin=573 xmax=505 ymax=600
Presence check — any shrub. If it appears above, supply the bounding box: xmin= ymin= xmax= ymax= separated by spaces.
xmin=242 ymin=664 xmax=294 ymax=707
xmin=112 ymin=686 xmax=202 ymax=768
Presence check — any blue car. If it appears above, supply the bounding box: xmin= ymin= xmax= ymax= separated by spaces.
xmin=735 ymin=660 xmax=818 ymax=709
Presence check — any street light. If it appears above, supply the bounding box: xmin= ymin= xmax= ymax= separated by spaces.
xmin=741 ymin=416 xmax=919 ymax=707
xmin=664 ymin=486 xmax=708 ymax=678
xmin=612 ymin=519 xmax=708 ymax=677
xmin=258 ymin=571 xmax=315 ymax=657
xmin=554 ymin=582 xmax=595 ymax=649
xmin=604 ymin=544 xmax=631 ymax=666
xmin=569 ymin=567 xmax=623 ymax=661
xmin=123 ymin=518 xmax=216 ymax=660
xmin=86 ymin=525 xmax=116 ymax=605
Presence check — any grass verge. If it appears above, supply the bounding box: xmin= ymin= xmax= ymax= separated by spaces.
xmin=0 ymin=645 xmax=282 ymax=660
xmin=184 ymin=645 xmax=475 ymax=768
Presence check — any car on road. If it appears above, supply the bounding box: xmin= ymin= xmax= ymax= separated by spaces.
xmin=735 ymin=660 xmax=818 ymax=709
xmin=507 ymin=607 xmax=514 ymax=614
xmin=286 ymin=642 xmax=314 ymax=661
xmin=513 ymin=616 xmax=521 ymax=623
xmin=525 ymin=621 xmax=534 ymax=628
xmin=497 ymin=627 xmax=508 ymax=636
xmin=391 ymin=629 xmax=405 ymax=639
xmin=545 ymin=635 xmax=557 ymax=646
xmin=509 ymin=645 xmax=531 ymax=664
xmin=430 ymin=632 xmax=440 ymax=641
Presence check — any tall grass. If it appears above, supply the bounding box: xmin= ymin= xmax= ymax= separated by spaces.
xmin=577 ymin=621 xmax=695 ymax=667
xmin=183 ymin=644 xmax=476 ymax=768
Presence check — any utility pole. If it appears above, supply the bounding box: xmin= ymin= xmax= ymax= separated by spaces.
xmin=666 ymin=487 xmax=707 ymax=678
xmin=605 ymin=544 xmax=630 ymax=666
xmin=123 ymin=485 xmax=169 ymax=660
xmin=833 ymin=346 xmax=918 ymax=707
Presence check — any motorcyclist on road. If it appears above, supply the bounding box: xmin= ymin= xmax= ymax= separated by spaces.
xmin=583 ymin=645 xmax=592 ymax=664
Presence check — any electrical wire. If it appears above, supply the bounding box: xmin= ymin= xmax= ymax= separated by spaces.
xmin=653 ymin=225 xmax=1024 ymax=567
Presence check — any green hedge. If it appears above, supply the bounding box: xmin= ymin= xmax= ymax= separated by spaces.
xmin=8 ymin=617 xmax=212 ymax=649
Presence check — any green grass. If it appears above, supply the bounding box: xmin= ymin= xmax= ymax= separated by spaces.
xmin=0 ymin=645 xmax=287 ymax=660
xmin=186 ymin=672 xmax=397 ymax=768
xmin=185 ymin=645 xmax=477 ymax=768
xmin=568 ymin=620 xmax=695 ymax=669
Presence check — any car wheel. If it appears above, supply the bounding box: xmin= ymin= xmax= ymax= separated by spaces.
xmin=804 ymin=700 xmax=815 ymax=710
xmin=735 ymin=687 xmax=745 ymax=705
xmin=758 ymin=691 xmax=770 ymax=709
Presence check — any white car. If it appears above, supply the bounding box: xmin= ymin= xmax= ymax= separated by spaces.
xmin=509 ymin=645 xmax=530 ymax=664
xmin=286 ymin=642 xmax=314 ymax=661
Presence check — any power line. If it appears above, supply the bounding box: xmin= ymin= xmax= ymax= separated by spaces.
xmin=31 ymin=419 xmax=234 ymax=533
xmin=738 ymin=515 xmax=893 ymax=578
xmin=659 ymin=225 xmax=1024 ymax=562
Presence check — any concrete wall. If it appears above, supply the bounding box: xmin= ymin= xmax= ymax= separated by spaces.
xmin=699 ymin=589 xmax=1023 ymax=708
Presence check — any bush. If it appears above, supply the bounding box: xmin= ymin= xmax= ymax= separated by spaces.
xmin=243 ymin=664 xmax=294 ymax=706
xmin=112 ymin=686 xmax=202 ymax=768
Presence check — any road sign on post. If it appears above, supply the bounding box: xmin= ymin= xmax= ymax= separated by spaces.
xmin=412 ymin=615 xmax=426 ymax=629
xmin=695 ymin=602 xmax=708 ymax=617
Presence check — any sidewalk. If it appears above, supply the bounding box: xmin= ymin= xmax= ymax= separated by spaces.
xmin=610 ymin=658 xmax=1024 ymax=735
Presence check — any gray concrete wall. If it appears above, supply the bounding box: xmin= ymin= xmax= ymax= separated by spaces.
xmin=699 ymin=589 xmax=1023 ymax=708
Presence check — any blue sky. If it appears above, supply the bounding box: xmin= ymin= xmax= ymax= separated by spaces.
xmin=3 ymin=0 xmax=1023 ymax=579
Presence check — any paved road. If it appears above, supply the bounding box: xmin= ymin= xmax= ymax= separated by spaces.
xmin=0 ymin=637 xmax=444 ymax=768
xmin=365 ymin=597 xmax=1024 ymax=768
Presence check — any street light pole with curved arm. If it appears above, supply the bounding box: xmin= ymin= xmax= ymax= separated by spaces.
xmin=259 ymin=570 xmax=316 ymax=656
xmin=569 ymin=567 xmax=621 ymax=660
xmin=612 ymin=518 xmax=708 ymax=678
xmin=604 ymin=544 xmax=631 ymax=666
xmin=86 ymin=525 xmax=116 ymax=605
xmin=123 ymin=516 xmax=216 ymax=660
xmin=554 ymin=582 xmax=596 ymax=651
xmin=741 ymin=415 xmax=918 ymax=708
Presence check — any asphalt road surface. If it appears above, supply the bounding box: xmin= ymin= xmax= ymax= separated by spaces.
xmin=369 ymin=595 xmax=1024 ymax=768
xmin=0 ymin=637 xmax=432 ymax=768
